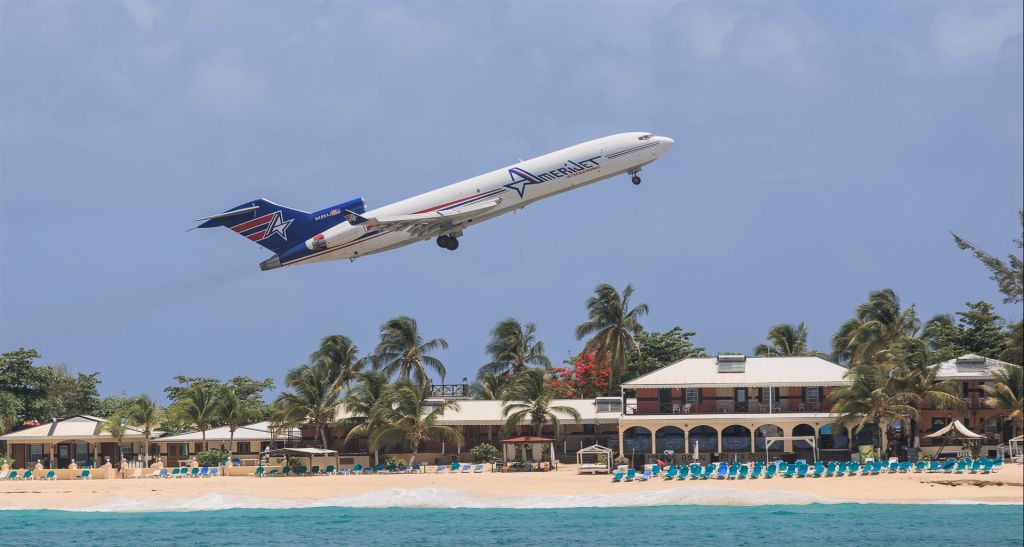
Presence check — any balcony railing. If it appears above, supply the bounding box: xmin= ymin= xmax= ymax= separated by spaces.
xmin=625 ymin=401 xmax=827 ymax=415
xmin=429 ymin=384 xmax=470 ymax=399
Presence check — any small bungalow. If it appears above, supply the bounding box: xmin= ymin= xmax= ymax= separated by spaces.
xmin=0 ymin=415 xmax=152 ymax=469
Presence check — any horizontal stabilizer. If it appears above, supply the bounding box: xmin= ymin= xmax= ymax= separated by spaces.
xmin=194 ymin=205 xmax=261 ymax=222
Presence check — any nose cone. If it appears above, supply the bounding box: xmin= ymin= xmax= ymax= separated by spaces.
xmin=659 ymin=136 xmax=675 ymax=149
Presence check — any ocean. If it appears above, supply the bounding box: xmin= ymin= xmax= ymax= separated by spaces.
xmin=1 ymin=503 xmax=1021 ymax=546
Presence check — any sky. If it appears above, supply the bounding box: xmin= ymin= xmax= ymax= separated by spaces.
xmin=1 ymin=1 xmax=1022 ymax=402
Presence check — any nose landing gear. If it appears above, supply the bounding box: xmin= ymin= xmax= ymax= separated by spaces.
xmin=628 ymin=168 xmax=642 ymax=185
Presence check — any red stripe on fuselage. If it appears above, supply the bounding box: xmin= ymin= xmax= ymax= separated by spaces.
xmin=413 ymin=190 xmax=492 ymax=214
xmin=232 ymin=213 xmax=274 ymax=233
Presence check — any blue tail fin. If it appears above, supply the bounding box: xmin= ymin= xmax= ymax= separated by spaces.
xmin=196 ymin=198 xmax=366 ymax=254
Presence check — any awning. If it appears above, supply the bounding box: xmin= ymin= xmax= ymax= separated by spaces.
xmin=924 ymin=419 xmax=984 ymax=439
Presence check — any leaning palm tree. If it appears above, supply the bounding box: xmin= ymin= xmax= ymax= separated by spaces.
xmin=501 ymin=368 xmax=582 ymax=439
xmin=830 ymin=362 xmax=916 ymax=455
xmin=374 ymin=316 xmax=448 ymax=384
xmin=832 ymin=288 xmax=920 ymax=365
xmin=217 ymin=389 xmax=263 ymax=449
xmin=272 ymin=361 xmax=345 ymax=449
xmin=341 ymin=370 xmax=393 ymax=465
xmin=174 ymin=385 xmax=220 ymax=451
xmin=480 ymin=318 xmax=551 ymax=377
xmin=310 ymin=334 xmax=365 ymax=390
xmin=369 ymin=380 xmax=463 ymax=468
xmin=471 ymin=371 xmax=510 ymax=400
xmin=575 ymin=283 xmax=648 ymax=393
xmin=122 ymin=395 xmax=163 ymax=466
xmin=754 ymin=323 xmax=810 ymax=356
xmin=982 ymin=364 xmax=1024 ymax=435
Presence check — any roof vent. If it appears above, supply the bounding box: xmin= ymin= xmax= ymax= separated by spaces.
xmin=716 ymin=354 xmax=746 ymax=373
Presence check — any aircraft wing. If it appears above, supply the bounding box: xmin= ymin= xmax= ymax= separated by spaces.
xmin=357 ymin=198 xmax=502 ymax=237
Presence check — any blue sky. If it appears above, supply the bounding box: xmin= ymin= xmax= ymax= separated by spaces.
xmin=1 ymin=1 xmax=1021 ymax=401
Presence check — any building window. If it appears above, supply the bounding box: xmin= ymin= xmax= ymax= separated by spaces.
xmin=237 ymin=442 xmax=251 ymax=454
xmin=806 ymin=387 xmax=819 ymax=403
xmin=685 ymin=389 xmax=698 ymax=403
xmin=195 ymin=443 xmax=203 ymax=454
xmin=29 ymin=444 xmax=43 ymax=462
xmin=75 ymin=443 xmax=89 ymax=462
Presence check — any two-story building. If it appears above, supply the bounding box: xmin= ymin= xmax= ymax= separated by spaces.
xmin=618 ymin=355 xmax=854 ymax=465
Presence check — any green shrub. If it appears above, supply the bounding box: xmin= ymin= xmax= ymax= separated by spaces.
xmin=470 ymin=443 xmax=497 ymax=463
xmin=384 ymin=457 xmax=407 ymax=468
xmin=0 ymin=453 xmax=14 ymax=467
xmin=196 ymin=448 xmax=230 ymax=467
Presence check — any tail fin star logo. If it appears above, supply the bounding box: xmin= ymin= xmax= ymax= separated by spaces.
xmin=263 ymin=211 xmax=292 ymax=241
xmin=504 ymin=167 xmax=544 ymax=198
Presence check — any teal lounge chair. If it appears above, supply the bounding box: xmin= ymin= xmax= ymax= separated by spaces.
xmin=253 ymin=466 xmax=265 ymax=477
xmin=796 ymin=464 xmax=808 ymax=478
xmin=624 ymin=469 xmax=636 ymax=482
xmin=19 ymin=470 xmax=32 ymax=480
xmin=726 ymin=464 xmax=738 ymax=479
xmin=954 ymin=460 xmax=967 ymax=473
xmin=311 ymin=465 xmax=320 ymax=475
xmin=749 ymin=465 xmax=762 ymax=479
xmin=701 ymin=464 xmax=715 ymax=479
xmin=942 ymin=459 xmax=957 ymax=472
xmin=612 ymin=471 xmax=624 ymax=482
xmin=783 ymin=465 xmax=795 ymax=478
xmin=813 ymin=463 xmax=825 ymax=477
xmin=848 ymin=462 xmax=860 ymax=476
xmin=825 ymin=462 xmax=836 ymax=477
xmin=268 ymin=469 xmax=279 ymax=476
xmin=689 ymin=464 xmax=702 ymax=479
xmin=450 ymin=462 xmax=460 ymax=472
xmin=377 ymin=464 xmax=387 ymax=473
xmin=353 ymin=464 xmax=362 ymax=473
xmin=78 ymin=470 xmax=91 ymax=480
xmin=663 ymin=468 xmax=676 ymax=480
xmin=676 ymin=465 xmax=689 ymax=480
xmin=980 ymin=461 xmax=993 ymax=474
xmin=764 ymin=466 xmax=776 ymax=479
xmin=281 ymin=466 xmax=291 ymax=477
xmin=651 ymin=465 xmax=661 ymax=477
xmin=45 ymin=470 xmax=56 ymax=480
xmin=738 ymin=465 xmax=749 ymax=479
xmin=898 ymin=462 xmax=911 ymax=473
xmin=324 ymin=465 xmax=335 ymax=475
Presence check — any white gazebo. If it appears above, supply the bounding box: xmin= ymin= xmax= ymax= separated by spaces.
xmin=576 ymin=444 xmax=614 ymax=474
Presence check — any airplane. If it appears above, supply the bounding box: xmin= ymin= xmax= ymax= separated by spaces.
xmin=196 ymin=132 xmax=674 ymax=270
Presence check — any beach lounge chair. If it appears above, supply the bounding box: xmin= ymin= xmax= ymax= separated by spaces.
xmin=624 ymin=469 xmax=636 ymax=482
xmin=813 ymin=463 xmax=824 ymax=477
xmin=663 ymin=467 xmax=676 ymax=480
xmin=764 ymin=466 xmax=776 ymax=479
xmin=824 ymin=462 xmax=836 ymax=477
xmin=689 ymin=464 xmax=702 ymax=479
xmin=251 ymin=466 xmax=265 ymax=477
xmin=912 ymin=461 xmax=925 ymax=472
xmin=16 ymin=470 xmax=32 ymax=480
xmin=377 ymin=464 xmax=387 ymax=473
xmin=700 ymin=464 xmax=713 ymax=479
xmin=796 ymin=464 xmax=808 ymax=478
xmin=410 ymin=464 xmax=420 ymax=474
xmin=78 ymin=470 xmax=91 ymax=480
xmin=198 ymin=467 xmax=209 ymax=478
xmin=268 ymin=469 xmax=279 ymax=476
xmin=738 ymin=465 xmax=749 ymax=479
xmin=942 ymin=459 xmax=956 ymax=473
xmin=155 ymin=469 xmax=168 ymax=478
xmin=954 ymin=460 xmax=967 ymax=473
xmin=210 ymin=468 xmax=220 ymax=477
xmin=638 ymin=470 xmax=651 ymax=481
xmin=726 ymin=464 xmax=738 ymax=479
xmin=783 ymin=465 xmax=795 ymax=478
xmin=461 ymin=464 xmax=471 ymax=473
xmin=325 ymin=465 xmax=336 ymax=475
xmin=311 ymin=466 xmax=320 ymax=475
xmin=676 ymin=465 xmax=689 ymax=480
xmin=612 ymin=471 xmax=624 ymax=482
xmin=281 ymin=466 xmax=291 ymax=477
xmin=749 ymin=464 xmax=762 ymax=479
xmin=473 ymin=464 xmax=484 ymax=473
xmin=650 ymin=465 xmax=661 ymax=477
xmin=353 ymin=464 xmax=362 ymax=473
xmin=44 ymin=470 xmax=56 ymax=480
xmin=434 ymin=465 xmax=445 ymax=474
xmin=848 ymin=462 xmax=860 ymax=476
xmin=169 ymin=468 xmax=180 ymax=478
xmin=980 ymin=461 xmax=993 ymax=474
xmin=129 ymin=468 xmax=143 ymax=479
xmin=450 ymin=462 xmax=460 ymax=472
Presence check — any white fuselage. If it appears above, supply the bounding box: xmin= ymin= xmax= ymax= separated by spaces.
xmin=285 ymin=132 xmax=674 ymax=266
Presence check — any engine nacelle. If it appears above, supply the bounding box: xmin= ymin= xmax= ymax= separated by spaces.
xmin=306 ymin=221 xmax=366 ymax=250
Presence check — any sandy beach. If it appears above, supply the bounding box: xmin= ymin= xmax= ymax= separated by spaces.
xmin=2 ymin=464 xmax=1021 ymax=511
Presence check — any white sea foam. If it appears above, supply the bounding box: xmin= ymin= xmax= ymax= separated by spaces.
xmin=22 ymin=487 xmax=831 ymax=513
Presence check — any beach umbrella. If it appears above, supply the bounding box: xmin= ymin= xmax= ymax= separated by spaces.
xmin=693 ymin=440 xmax=699 ymax=462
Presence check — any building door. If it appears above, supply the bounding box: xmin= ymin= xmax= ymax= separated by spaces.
xmin=734 ymin=388 xmax=748 ymax=413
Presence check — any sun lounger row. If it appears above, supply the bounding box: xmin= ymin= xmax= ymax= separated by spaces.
xmin=1 ymin=469 xmax=90 ymax=480
xmin=612 ymin=457 xmax=1005 ymax=482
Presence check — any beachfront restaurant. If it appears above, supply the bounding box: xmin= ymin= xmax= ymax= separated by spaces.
xmin=0 ymin=415 xmax=153 ymax=478
xmin=618 ymin=355 xmax=853 ymax=467
xmin=918 ymin=354 xmax=1020 ymax=458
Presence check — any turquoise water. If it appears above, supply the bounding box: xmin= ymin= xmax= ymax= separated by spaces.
xmin=1 ymin=504 xmax=1021 ymax=546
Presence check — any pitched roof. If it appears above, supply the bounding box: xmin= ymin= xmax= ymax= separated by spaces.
xmin=334 ymin=398 xmax=631 ymax=425
xmin=933 ymin=354 xmax=1014 ymax=381
xmin=155 ymin=421 xmax=300 ymax=443
xmin=621 ymin=356 xmax=851 ymax=388
xmin=0 ymin=415 xmax=147 ymax=441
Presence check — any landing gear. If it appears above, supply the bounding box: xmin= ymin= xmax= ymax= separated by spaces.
xmin=628 ymin=168 xmax=642 ymax=185
xmin=436 ymin=234 xmax=459 ymax=251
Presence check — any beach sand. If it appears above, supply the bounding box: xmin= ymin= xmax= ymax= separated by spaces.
xmin=2 ymin=464 xmax=1021 ymax=510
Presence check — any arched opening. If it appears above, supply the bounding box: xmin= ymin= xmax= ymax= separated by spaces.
xmin=854 ymin=423 xmax=879 ymax=448
xmin=654 ymin=426 xmax=685 ymax=454
xmin=755 ymin=424 xmax=783 ymax=451
xmin=622 ymin=427 xmax=652 ymax=454
xmin=721 ymin=425 xmax=751 ymax=452
xmin=688 ymin=425 xmax=717 ymax=453
xmin=793 ymin=424 xmax=815 ymax=450
xmin=819 ymin=423 xmax=845 ymax=449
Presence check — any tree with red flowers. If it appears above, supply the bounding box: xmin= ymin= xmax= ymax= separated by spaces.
xmin=547 ymin=351 xmax=611 ymax=399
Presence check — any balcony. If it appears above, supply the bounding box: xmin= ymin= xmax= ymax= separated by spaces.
xmin=625 ymin=400 xmax=827 ymax=416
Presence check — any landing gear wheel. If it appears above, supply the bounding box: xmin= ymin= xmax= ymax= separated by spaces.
xmin=631 ymin=175 xmax=641 ymax=185
xmin=436 ymin=235 xmax=459 ymax=251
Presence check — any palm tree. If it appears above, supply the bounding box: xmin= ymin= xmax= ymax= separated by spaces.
xmin=982 ymin=364 xmax=1024 ymax=436
xmin=123 ymin=395 xmax=162 ymax=466
xmin=832 ymin=288 xmax=920 ymax=365
xmin=480 ymin=318 xmax=551 ymax=377
xmin=175 ymin=385 xmax=220 ymax=451
xmin=884 ymin=338 xmax=964 ymax=447
xmin=272 ymin=361 xmax=344 ymax=449
xmin=341 ymin=370 xmax=392 ymax=465
xmin=501 ymin=369 xmax=582 ymax=440
xmin=754 ymin=323 xmax=810 ymax=356
xmin=374 ymin=316 xmax=448 ymax=384
xmin=830 ymin=362 xmax=916 ymax=455
xmin=217 ymin=389 xmax=263 ymax=449
xmin=575 ymin=283 xmax=649 ymax=392
xmin=99 ymin=417 xmax=128 ymax=464
xmin=310 ymin=334 xmax=364 ymax=390
xmin=369 ymin=380 xmax=463 ymax=468
xmin=470 ymin=372 xmax=509 ymax=400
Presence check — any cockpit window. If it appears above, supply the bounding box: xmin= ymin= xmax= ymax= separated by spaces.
xmin=639 ymin=134 xmax=653 ymax=140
